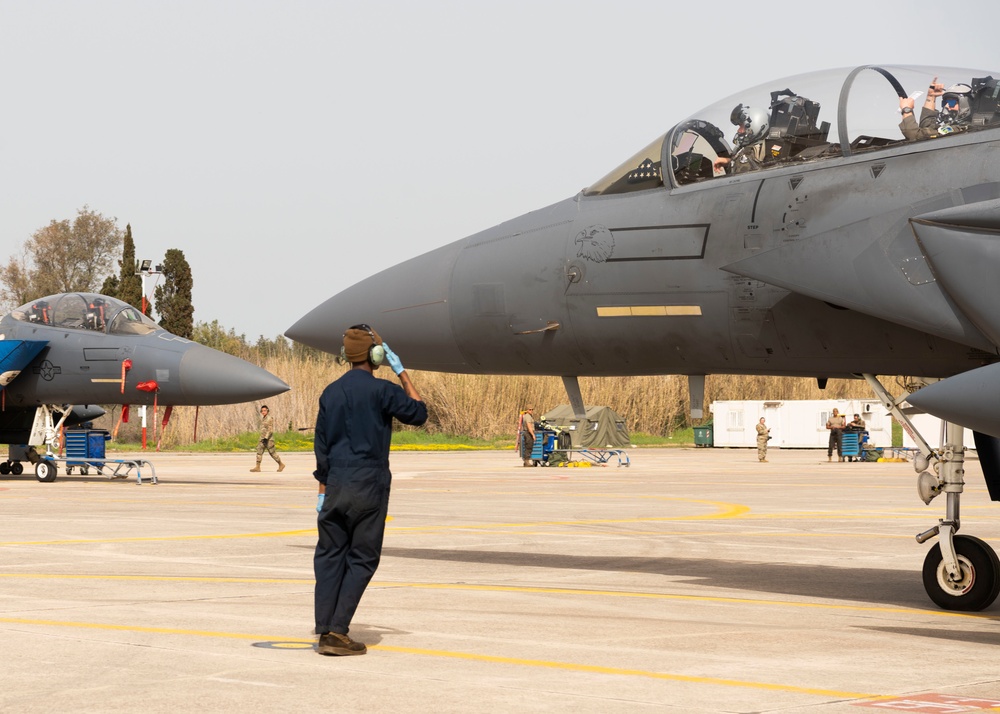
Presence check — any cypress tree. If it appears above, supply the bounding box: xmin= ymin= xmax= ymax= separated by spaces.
xmin=101 ymin=224 xmax=146 ymax=313
xmin=153 ymin=249 xmax=194 ymax=338
xmin=118 ymin=225 xmax=145 ymax=314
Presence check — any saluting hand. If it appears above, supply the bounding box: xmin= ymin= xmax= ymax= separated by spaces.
xmin=382 ymin=342 xmax=405 ymax=376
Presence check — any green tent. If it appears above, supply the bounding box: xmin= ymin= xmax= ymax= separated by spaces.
xmin=539 ymin=405 xmax=630 ymax=448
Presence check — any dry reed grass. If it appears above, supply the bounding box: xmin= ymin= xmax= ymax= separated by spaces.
xmin=103 ymin=351 xmax=880 ymax=446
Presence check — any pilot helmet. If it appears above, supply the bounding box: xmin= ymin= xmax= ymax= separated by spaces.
xmin=940 ymin=84 xmax=972 ymax=124
xmin=730 ymin=104 xmax=769 ymax=147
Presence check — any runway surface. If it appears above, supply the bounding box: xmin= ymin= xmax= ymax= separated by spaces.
xmin=2 ymin=447 xmax=1000 ymax=713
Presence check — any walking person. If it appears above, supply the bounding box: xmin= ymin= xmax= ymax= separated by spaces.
xmin=251 ymin=405 xmax=285 ymax=472
xmin=313 ymin=324 xmax=427 ymax=656
xmin=756 ymin=417 xmax=770 ymax=462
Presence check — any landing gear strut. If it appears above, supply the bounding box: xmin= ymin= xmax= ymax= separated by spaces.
xmin=20 ymin=405 xmax=73 ymax=484
xmin=865 ymin=374 xmax=1000 ymax=611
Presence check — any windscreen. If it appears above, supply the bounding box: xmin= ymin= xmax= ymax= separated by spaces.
xmin=584 ymin=64 xmax=1000 ymax=194
xmin=11 ymin=293 xmax=160 ymax=335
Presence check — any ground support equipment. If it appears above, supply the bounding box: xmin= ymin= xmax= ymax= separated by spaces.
xmin=551 ymin=448 xmax=630 ymax=467
xmin=34 ymin=455 xmax=156 ymax=484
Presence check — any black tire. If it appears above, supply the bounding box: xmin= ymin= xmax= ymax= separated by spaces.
xmin=0 ymin=462 xmax=10 ymax=475
xmin=11 ymin=462 xmax=24 ymax=475
xmin=922 ymin=534 xmax=1000 ymax=611
xmin=35 ymin=460 xmax=57 ymax=483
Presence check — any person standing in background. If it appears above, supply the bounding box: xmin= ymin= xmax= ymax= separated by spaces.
xmin=756 ymin=417 xmax=770 ymax=462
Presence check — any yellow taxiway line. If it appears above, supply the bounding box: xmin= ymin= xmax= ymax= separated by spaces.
xmin=0 ymin=615 xmax=878 ymax=701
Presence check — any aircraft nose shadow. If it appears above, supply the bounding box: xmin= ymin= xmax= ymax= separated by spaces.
xmin=380 ymin=547 xmax=956 ymax=612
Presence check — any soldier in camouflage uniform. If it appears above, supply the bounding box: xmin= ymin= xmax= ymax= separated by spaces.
xmin=756 ymin=417 xmax=770 ymax=462
xmin=251 ymin=404 xmax=285 ymax=472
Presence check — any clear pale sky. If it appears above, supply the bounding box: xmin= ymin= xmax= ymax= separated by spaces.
xmin=1 ymin=0 xmax=997 ymax=340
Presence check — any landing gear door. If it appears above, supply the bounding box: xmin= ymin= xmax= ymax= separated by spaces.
xmin=28 ymin=407 xmax=47 ymax=446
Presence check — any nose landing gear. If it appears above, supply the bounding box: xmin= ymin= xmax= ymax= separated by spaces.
xmin=922 ymin=533 xmax=1000 ymax=611
xmin=866 ymin=374 xmax=1000 ymax=611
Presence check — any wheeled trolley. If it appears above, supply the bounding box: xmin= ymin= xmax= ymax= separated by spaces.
xmin=33 ymin=453 xmax=157 ymax=484
xmin=842 ymin=429 xmax=869 ymax=462
xmin=1 ymin=429 xmax=157 ymax=484
xmin=64 ymin=428 xmax=111 ymax=475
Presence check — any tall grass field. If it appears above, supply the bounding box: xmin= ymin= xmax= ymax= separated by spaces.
xmin=102 ymin=349 xmax=884 ymax=448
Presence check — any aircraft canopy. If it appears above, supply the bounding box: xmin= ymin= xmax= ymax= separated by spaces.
xmin=9 ymin=293 xmax=160 ymax=336
xmin=586 ymin=64 xmax=1000 ymax=195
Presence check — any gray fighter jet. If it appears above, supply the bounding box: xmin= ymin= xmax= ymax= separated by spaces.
xmin=287 ymin=65 xmax=1000 ymax=610
xmin=0 ymin=292 xmax=288 ymax=478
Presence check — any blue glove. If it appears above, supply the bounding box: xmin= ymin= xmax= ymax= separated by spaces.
xmin=381 ymin=342 xmax=405 ymax=375
xmin=316 ymin=493 xmax=325 ymax=513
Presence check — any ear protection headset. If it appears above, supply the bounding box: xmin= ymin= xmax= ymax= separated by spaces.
xmin=339 ymin=323 xmax=385 ymax=367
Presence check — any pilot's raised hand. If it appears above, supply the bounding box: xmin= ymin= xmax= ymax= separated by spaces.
xmin=928 ymin=77 xmax=945 ymax=97
xmin=381 ymin=342 xmax=405 ymax=375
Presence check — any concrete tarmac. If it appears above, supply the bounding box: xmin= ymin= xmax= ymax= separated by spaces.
xmin=2 ymin=447 xmax=1000 ymax=713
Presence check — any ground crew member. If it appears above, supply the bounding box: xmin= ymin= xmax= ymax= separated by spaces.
xmin=313 ymin=324 xmax=427 ymax=656
xmin=250 ymin=405 xmax=285 ymax=472
xmin=827 ymin=408 xmax=846 ymax=462
xmin=519 ymin=406 xmax=536 ymax=467
xmin=756 ymin=417 xmax=770 ymax=462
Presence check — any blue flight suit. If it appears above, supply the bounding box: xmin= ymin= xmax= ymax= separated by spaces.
xmin=313 ymin=369 xmax=427 ymax=635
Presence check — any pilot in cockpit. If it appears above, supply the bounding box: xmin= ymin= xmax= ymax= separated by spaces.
xmin=28 ymin=300 xmax=51 ymax=325
xmin=86 ymin=297 xmax=107 ymax=331
xmin=713 ymin=104 xmax=770 ymax=174
xmin=900 ymin=76 xmax=972 ymax=141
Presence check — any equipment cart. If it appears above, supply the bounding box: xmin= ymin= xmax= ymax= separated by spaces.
xmin=29 ymin=428 xmax=158 ymax=484
xmin=842 ymin=429 xmax=869 ymax=462
xmin=551 ymin=448 xmax=631 ymax=467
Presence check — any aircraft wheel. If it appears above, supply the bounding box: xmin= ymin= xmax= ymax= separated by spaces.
xmin=922 ymin=534 xmax=1000 ymax=611
xmin=11 ymin=462 xmax=24 ymax=475
xmin=35 ymin=460 xmax=57 ymax=483
xmin=0 ymin=462 xmax=9 ymax=475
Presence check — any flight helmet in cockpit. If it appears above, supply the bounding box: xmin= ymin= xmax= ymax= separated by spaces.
xmin=730 ymin=104 xmax=769 ymax=147
xmin=940 ymin=83 xmax=973 ymax=129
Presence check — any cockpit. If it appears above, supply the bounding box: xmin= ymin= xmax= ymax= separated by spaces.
xmin=585 ymin=65 xmax=1000 ymax=195
xmin=9 ymin=293 xmax=160 ymax=336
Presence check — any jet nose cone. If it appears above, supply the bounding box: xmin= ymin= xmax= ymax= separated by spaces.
xmin=179 ymin=344 xmax=289 ymax=405
xmin=286 ymin=240 xmax=467 ymax=371
xmin=908 ymin=364 xmax=1000 ymax=439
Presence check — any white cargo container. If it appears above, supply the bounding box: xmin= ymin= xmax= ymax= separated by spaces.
xmin=708 ymin=399 xmax=891 ymax=449
xmin=900 ymin=413 xmax=976 ymax=451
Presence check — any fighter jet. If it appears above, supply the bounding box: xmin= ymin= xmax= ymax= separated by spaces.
xmin=0 ymin=292 xmax=289 ymax=479
xmin=287 ymin=64 xmax=1000 ymax=611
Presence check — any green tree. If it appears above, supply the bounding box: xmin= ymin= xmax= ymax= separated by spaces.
xmin=192 ymin=320 xmax=249 ymax=357
xmin=153 ymin=249 xmax=194 ymax=338
xmin=0 ymin=206 xmax=123 ymax=309
xmin=100 ymin=223 xmax=146 ymax=313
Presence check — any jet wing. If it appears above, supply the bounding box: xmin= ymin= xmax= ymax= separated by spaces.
xmin=0 ymin=340 xmax=47 ymax=387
